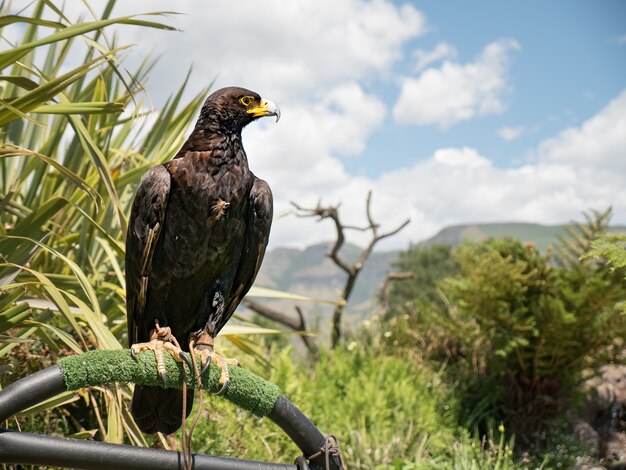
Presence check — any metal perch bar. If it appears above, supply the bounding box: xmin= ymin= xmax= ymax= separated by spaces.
xmin=0 ymin=350 xmax=341 ymax=470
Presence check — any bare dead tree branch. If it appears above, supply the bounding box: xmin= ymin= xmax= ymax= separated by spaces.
xmin=291 ymin=200 xmax=353 ymax=275
xmin=291 ymin=191 xmax=410 ymax=348
xmin=242 ymin=298 xmax=319 ymax=358
xmin=378 ymin=271 xmax=414 ymax=315
xmin=243 ymin=298 xmax=300 ymax=329
xmin=342 ymin=225 xmax=370 ymax=231
xmin=365 ymin=191 xmax=378 ymax=234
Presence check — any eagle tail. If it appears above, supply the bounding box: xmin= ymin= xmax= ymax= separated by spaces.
xmin=131 ymin=385 xmax=193 ymax=435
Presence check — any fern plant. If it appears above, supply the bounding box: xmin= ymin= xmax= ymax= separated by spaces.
xmin=380 ymin=211 xmax=626 ymax=452
xmin=442 ymin=213 xmax=626 ymax=446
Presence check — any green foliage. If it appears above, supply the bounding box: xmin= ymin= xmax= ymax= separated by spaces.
xmin=381 ymin=210 xmax=625 ymax=458
xmin=586 ymin=232 xmax=626 ymax=276
xmin=0 ymin=337 xmax=74 ymax=437
xmin=583 ymin=231 xmax=626 ymax=344
xmin=0 ymin=1 xmax=201 ymax=345
xmin=445 ymin=236 xmax=626 ymax=443
xmin=387 ymin=243 xmax=459 ymax=312
xmin=381 ymin=244 xmax=464 ymax=363
xmin=192 ymin=344 xmax=527 ymax=469
xmin=448 ymin=238 xmax=562 ymax=374
xmin=554 ymin=208 xmax=613 ymax=267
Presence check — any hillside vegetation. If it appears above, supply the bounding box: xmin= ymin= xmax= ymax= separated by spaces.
xmin=255 ymin=221 xmax=626 ymax=324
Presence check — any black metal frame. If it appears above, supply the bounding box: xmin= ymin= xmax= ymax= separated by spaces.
xmin=0 ymin=365 xmax=340 ymax=470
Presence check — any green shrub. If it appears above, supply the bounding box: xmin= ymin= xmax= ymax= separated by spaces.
xmin=190 ymin=344 xmax=529 ymax=469
xmin=387 ymin=243 xmax=459 ymax=313
xmin=380 ymin=211 xmax=625 ymax=462
xmin=395 ymin=237 xmax=624 ymax=449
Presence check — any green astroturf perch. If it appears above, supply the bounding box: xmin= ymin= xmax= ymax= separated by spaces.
xmin=58 ymin=350 xmax=281 ymax=418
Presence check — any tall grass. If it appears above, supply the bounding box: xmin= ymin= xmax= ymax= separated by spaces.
xmin=191 ymin=343 xmax=530 ymax=469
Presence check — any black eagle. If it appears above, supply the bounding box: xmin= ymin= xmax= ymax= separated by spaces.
xmin=125 ymin=87 xmax=279 ymax=434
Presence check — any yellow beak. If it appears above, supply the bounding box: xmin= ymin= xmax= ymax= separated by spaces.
xmin=246 ymin=98 xmax=281 ymax=122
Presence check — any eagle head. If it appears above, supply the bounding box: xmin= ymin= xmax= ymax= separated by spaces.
xmin=198 ymin=86 xmax=280 ymax=134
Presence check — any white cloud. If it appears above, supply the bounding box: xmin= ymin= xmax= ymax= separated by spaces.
xmin=433 ymin=147 xmax=490 ymax=169
xmin=20 ymin=0 xmax=425 ymax=249
xmin=497 ymin=126 xmax=525 ymax=141
xmin=536 ymin=89 xmax=626 ymax=174
xmin=393 ymin=38 xmax=521 ymax=128
xmin=91 ymin=0 xmax=427 ymax=106
xmin=243 ymin=82 xmax=386 ymax=247
xmin=113 ymin=0 xmax=617 ymax=250
xmin=269 ymin=89 xmax=626 ymax=249
xmin=412 ymin=42 xmax=457 ymax=72
xmin=617 ymin=34 xmax=626 ymax=44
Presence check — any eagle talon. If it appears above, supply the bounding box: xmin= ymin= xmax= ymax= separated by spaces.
xmin=179 ymin=351 xmax=193 ymax=370
xmin=190 ymin=338 xmax=237 ymax=394
xmin=130 ymin=330 xmax=187 ymax=386
xmin=213 ymin=379 xmax=229 ymax=396
xmin=200 ymin=355 xmax=212 ymax=377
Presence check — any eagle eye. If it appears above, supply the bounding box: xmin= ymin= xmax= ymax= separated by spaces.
xmin=239 ymin=96 xmax=254 ymax=107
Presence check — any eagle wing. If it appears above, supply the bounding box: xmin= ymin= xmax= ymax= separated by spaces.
xmin=125 ymin=165 xmax=171 ymax=345
xmin=220 ymin=177 xmax=273 ymax=333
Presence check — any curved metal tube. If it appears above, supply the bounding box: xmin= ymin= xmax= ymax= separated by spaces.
xmin=0 ymin=365 xmax=340 ymax=470
xmin=0 ymin=366 xmax=66 ymax=422
xmin=269 ymin=397 xmax=341 ymax=470
xmin=0 ymin=430 xmax=292 ymax=470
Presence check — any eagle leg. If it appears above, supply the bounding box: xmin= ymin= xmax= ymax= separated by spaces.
xmin=131 ymin=321 xmax=190 ymax=385
xmin=190 ymin=332 xmax=239 ymax=395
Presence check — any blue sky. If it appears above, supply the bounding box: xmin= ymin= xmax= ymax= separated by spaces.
xmin=11 ymin=0 xmax=626 ymax=249
xmin=355 ymin=0 xmax=626 ymax=176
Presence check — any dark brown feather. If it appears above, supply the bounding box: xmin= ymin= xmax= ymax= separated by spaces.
xmin=125 ymin=87 xmax=274 ymax=434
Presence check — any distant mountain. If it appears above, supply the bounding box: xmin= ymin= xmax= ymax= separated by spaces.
xmin=421 ymin=222 xmax=626 ymax=252
xmin=254 ymin=242 xmax=398 ymax=323
xmin=420 ymin=222 xmax=569 ymax=252
xmin=251 ymin=222 xmax=626 ymax=328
